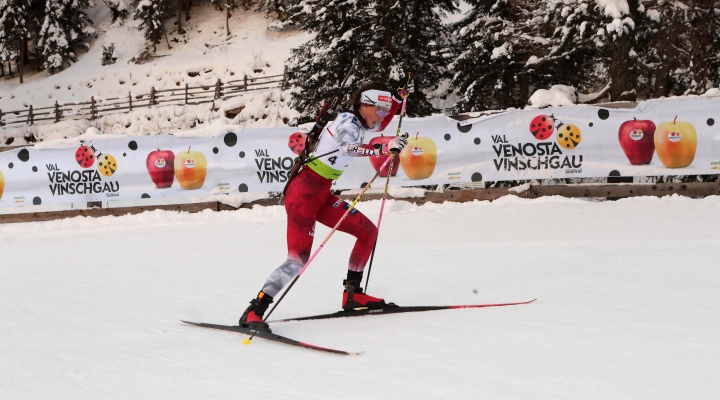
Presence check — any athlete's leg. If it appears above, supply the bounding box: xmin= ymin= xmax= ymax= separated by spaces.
xmin=316 ymin=196 xmax=378 ymax=272
xmin=260 ymin=169 xmax=331 ymax=297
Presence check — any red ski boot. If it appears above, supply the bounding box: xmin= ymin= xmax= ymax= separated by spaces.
xmin=342 ymin=279 xmax=387 ymax=311
xmin=239 ymin=291 xmax=274 ymax=331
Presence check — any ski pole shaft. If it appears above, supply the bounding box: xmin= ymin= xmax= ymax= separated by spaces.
xmin=244 ymin=155 xmax=394 ymax=344
xmin=364 ymin=73 xmax=412 ymax=290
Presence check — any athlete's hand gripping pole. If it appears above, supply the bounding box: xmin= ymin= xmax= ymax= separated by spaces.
xmin=364 ymin=73 xmax=413 ymax=290
xmin=243 ymin=155 xmax=397 ymax=345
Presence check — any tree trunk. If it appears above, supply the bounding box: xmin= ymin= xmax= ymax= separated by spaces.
xmin=608 ymin=0 xmax=639 ymax=101
xmin=226 ymin=3 xmax=231 ymax=36
xmin=177 ymin=0 xmax=186 ymax=34
xmin=689 ymin=0 xmax=713 ymax=92
xmin=186 ymin=0 xmax=192 ymax=20
xmin=18 ymin=41 xmax=24 ymax=84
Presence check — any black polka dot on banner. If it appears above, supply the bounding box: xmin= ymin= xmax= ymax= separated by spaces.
xmin=123 ymin=153 xmax=127 ymax=157
xmin=708 ymin=118 xmax=715 ymax=126
xmin=471 ymin=172 xmax=483 ymax=182
xmin=474 ymin=138 xmax=481 ymax=145
xmin=32 ymin=197 xmax=41 ymax=205
xmin=32 ymin=166 xmax=37 ymax=172
xmin=17 ymin=149 xmax=29 ymax=162
xmin=212 ymin=147 xmax=219 ymax=154
xmin=224 ymin=132 xmax=238 ymax=147
xmin=457 ymin=122 xmax=472 ymax=133
xmin=609 ymin=170 xmax=621 ymax=177
xmin=589 ymin=122 xmax=594 ymax=127
xmin=444 ymin=134 xmax=451 ymax=141
xmin=8 ymin=162 xmax=13 ymax=169
xmin=238 ymin=184 xmax=248 ymax=192
xmin=239 ymin=151 xmax=245 ymax=158
xmin=361 ymin=182 xmax=368 ymax=189
xmin=141 ymin=193 xmax=151 ymax=199
xmin=128 ymin=141 xmax=138 ymax=151
xmin=598 ymin=109 xmax=609 ymax=120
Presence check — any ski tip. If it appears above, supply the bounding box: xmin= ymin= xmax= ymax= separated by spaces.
xmin=243 ymin=338 xmax=252 ymax=345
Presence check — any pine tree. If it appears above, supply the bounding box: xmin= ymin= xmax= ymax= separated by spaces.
xmin=449 ymin=0 xmax=539 ymax=112
xmin=102 ymin=0 xmax=130 ymax=23
xmin=285 ymin=0 xmax=457 ymax=124
xmin=38 ymin=0 xmax=68 ymax=74
xmin=134 ymin=0 xmax=170 ymax=53
xmin=37 ymin=0 xmax=93 ymax=74
xmin=0 ymin=0 xmax=32 ymax=83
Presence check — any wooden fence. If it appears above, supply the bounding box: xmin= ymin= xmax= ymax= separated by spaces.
xmin=0 ymin=73 xmax=286 ymax=127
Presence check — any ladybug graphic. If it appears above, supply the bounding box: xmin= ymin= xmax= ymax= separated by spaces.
xmin=75 ymin=145 xmax=96 ymax=168
xmin=97 ymin=153 xmax=118 ymax=176
xmin=530 ymin=115 xmax=555 ymax=140
xmin=288 ymin=132 xmax=307 ymax=155
xmin=556 ymin=124 xmax=582 ymax=149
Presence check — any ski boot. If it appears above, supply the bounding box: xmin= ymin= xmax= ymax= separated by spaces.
xmin=239 ymin=291 xmax=274 ymax=332
xmin=342 ymin=279 xmax=393 ymax=311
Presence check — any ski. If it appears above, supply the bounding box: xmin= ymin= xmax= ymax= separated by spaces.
xmin=180 ymin=320 xmax=363 ymax=356
xmin=268 ymin=299 xmax=537 ymax=323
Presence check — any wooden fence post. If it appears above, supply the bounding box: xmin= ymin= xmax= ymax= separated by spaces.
xmin=281 ymin=66 xmax=287 ymax=90
xmin=215 ymin=78 xmax=222 ymax=100
xmin=54 ymin=101 xmax=61 ymax=123
xmin=27 ymin=105 xmax=34 ymax=125
xmin=185 ymin=83 xmax=189 ymax=104
xmin=150 ymin=87 xmax=156 ymax=107
xmin=90 ymin=97 xmax=96 ymax=120
xmin=129 ymin=92 xmax=133 ymax=112
xmin=244 ymin=74 xmax=247 ymax=92
xmin=0 ymin=109 xmax=4 ymax=127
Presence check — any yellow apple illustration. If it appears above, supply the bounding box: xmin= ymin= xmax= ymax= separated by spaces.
xmin=174 ymin=146 xmax=207 ymax=189
xmin=400 ymin=132 xmax=437 ymax=180
xmin=654 ymin=116 xmax=697 ymax=168
xmin=0 ymin=169 xmax=4 ymax=200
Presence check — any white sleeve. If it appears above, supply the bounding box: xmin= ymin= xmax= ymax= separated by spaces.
xmin=334 ymin=119 xmax=364 ymax=156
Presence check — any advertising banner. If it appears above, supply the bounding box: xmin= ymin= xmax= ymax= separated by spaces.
xmin=0 ymin=96 xmax=718 ymax=208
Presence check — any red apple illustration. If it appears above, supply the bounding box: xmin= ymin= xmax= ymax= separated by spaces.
xmin=368 ymin=134 xmax=400 ymax=177
xmin=146 ymin=149 xmax=176 ymax=188
xmin=618 ymin=118 xmax=656 ymax=165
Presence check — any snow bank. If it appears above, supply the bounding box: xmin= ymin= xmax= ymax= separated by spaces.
xmin=528 ymin=85 xmax=578 ymax=108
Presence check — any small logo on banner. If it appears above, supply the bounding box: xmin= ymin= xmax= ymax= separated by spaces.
xmin=668 ymin=131 xmax=682 ymax=142
xmin=411 ymin=146 xmax=424 ymax=156
xmin=154 ymin=158 xmax=167 ymax=168
xmin=185 ymin=159 xmax=196 ymax=169
xmin=630 ymin=129 xmax=644 ymax=141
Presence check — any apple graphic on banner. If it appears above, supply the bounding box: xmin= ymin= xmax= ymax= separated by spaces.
xmin=654 ymin=116 xmax=697 ymax=168
xmin=174 ymin=147 xmax=207 ymax=189
xmin=618 ymin=118 xmax=656 ymax=165
xmin=368 ymin=135 xmax=400 ymax=177
xmin=400 ymin=133 xmax=437 ymax=180
xmin=146 ymin=149 xmax=176 ymax=188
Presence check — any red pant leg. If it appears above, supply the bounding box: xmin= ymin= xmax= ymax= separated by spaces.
xmin=316 ymin=196 xmax=378 ymax=272
xmin=283 ymin=168 xmax=331 ymax=264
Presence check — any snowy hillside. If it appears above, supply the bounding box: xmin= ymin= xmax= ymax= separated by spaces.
xmin=0 ymin=2 xmax=312 ymax=145
xmin=1 ymin=195 xmax=719 ymax=398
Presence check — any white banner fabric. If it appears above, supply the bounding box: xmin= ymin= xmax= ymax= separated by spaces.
xmin=0 ymin=96 xmax=718 ymax=208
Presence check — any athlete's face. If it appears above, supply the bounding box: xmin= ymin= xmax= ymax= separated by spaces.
xmin=360 ymin=104 xmax=388 ymax=127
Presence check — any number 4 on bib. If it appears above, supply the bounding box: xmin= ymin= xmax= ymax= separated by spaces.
xmin=328 ymin=156 xmax=338 ymax=165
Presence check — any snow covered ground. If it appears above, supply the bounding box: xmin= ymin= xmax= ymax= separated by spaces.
xmin=1 ymin=195 xmax=719 ymax=398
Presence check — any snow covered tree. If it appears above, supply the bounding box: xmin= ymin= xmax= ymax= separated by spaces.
xmin=0 ymin=0 xmax=32 ymax=83
xmin=37 ymin=0 xmax=94 ymax=74
xmin=256 ymin=0 xmax=294 ymax=21
xmin=102 ymin=0 xmax=130 ymax=23
xmin=449 ymin=0 xmax=543 ymax=112
xmin=38 ymin=0 xmax=68 ymax=74
xmin=134 ymin=0 xmax=170 ymax=53
xmin=285 ymin=0 xmax=458 ymax=123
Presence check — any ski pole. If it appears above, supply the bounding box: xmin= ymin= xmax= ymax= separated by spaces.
xmin=364 ymin=73 xmax=413 ymax=290
xmin=244 ymin=155 xmax=395 ymax=345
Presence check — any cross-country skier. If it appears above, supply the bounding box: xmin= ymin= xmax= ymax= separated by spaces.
xmin=240 ymin=82 xmax=413 ymax=330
